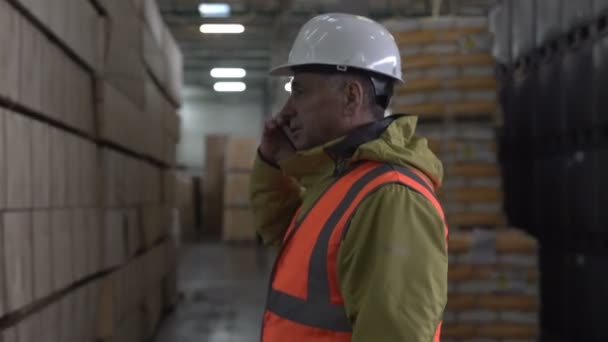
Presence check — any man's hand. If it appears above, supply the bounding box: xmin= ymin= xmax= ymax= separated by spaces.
xmin=259 ymin=114 xmax=296 ymax=166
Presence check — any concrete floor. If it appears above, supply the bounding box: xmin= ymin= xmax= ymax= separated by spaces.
xmin=154 ymin=242 xmax=275 ymax=342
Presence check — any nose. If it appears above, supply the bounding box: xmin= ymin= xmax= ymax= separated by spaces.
xmin=280 ymin=96 xmax=297 ymax=121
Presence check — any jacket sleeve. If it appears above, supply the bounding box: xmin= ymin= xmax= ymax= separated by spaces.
xmin=337 ymin=184 xmax=448 ymax=341
xmin=249 ymin=153 xmax=303 ymax=245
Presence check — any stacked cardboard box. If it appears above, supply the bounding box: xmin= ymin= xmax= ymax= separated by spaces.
xmin=0 ymin=281 xmax=101 ymax=342
xmin=201 ymin=134 xmax=259 ymax=241
xmin=0 ymin=0 xmax=181 ymax=340
xmin=0 ymin=0 xmax=96 ymax=134
xmin=96 ymin=0 xmax=181 ymax=164
xmin=99 ymin=147 xmax=173 ymax=267
xmin=174 ymin=172 xmax=196 ymax=239
xmin=222 ymin=137 xmax=259 ymax=242
xmin=95 ymin=0 xmax=182 ymax=338
xmin=203 ymin=135 xmax=228 ymax=236
xmin=0 ymin=107 xmax=102 ymax=314
xmin=385 ymin=16 xmax=498 ymax=120
xmin=443 ymin=229 xmax=539 ymax=342
xmin=97 ymin=240 xmax=177 ymax=342
xmin=12 ymin=0 xmax=104 ymax=72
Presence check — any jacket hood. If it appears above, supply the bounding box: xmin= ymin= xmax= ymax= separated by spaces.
xmin=348 ymin=115 xmax=443 ymax=187
xmin=279 ymin=114 xmax=443 ymax=188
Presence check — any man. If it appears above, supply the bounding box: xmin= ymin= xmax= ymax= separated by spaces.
xmin=250 ymin=13 xmax=448 ymax=341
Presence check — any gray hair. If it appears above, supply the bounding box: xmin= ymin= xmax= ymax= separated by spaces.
xmin=329 ymin=73 xmax=386 ymax=120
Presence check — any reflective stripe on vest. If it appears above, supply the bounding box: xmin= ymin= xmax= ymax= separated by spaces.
xmin=262 ymin=162 xmax=447 ymax=341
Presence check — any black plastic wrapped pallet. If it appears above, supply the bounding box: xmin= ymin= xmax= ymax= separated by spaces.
xmin=565 ymin=149 xmax=593 ymax=234
xmin=562 ymin=37 xmax=595 ymax=131
xmin=538 ymin=248 xmax=570 ymax=342
xmin=580 ymin=254 xmax=608 ymax=341
xmin=536 ymin=0 xmax=563 ymax=47
xmin=497 ymin=72 xmax=537 ymax=233
xmin=499 ymin=160 xmax=520 ymax=227
xmin=564 ymin=253 xmax=608 ymax=342
xmin=490 ymin=0 xmax=513 ymax=65
xmin=540 ymin=251 xmax=608 ymax=342
xmin=514 ymin=158 xmax=536 ymax=230
xmin=512 ymin=68 xmax=541 ymax=231
xmin=567 ymin=147 xmax=608 ymax=234
xmin=511 ymin=0 xmax=536 ymax=61
xmin=594 ymin=34 xmax=608 ymax=128
xmin=517 ymin=66 xmax=540 ymax=139
xmin=494 ymin=4 xmax=608 ymax=341
xmin=499 ymin=68 xmax=518 ymax=142
xmin=537 ymin=47 xmax=566 ymax=137
xmin=534 ymin=154 xmax=569 ymax=235
xmin=501 ymin=64 xmax=538 ymax=140
xmin=530 ymin=158 xmax=544 ymax=236
xmin=595 ymin=148 xmax=608 ymax=232
xmin=562 ymin=0 xmax=594 ymax=33
xmin=496 ymin=74 xmax=529 ymax=229
xmin=500 ymin=155 xmax=535 ymax=230
xmin=597 ymin=0 xmax=608 ymax=15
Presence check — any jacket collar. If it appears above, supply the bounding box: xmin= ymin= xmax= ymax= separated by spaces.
xmin=278 ymin=114 xmax=409 ymax=187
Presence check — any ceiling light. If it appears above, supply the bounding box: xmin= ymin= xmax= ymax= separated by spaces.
xmin=199 ymin=24 xmax=244 ymax=34
xmin=284 ymin=81 xmax=292 ymax=92
xmin=210 ymin=68 xmax=246 ymax=78
xmin=214 ymin=82 xmax=246 ymax=92
xmin=198 ymin=3 xmax=231 ymax=17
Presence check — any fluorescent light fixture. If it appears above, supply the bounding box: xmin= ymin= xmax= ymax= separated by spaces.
xmin=210 ymin=68 xmax=246 ymax=78
xmin=199 ymin=24 xmax=244 ymax=34
xmin=284 ymin=81 xmax=292 ymax=92
xmin=214 ymin=82 xmax=246 ymax=92
xmin=198 ymin=3 xmax=231 ymax=17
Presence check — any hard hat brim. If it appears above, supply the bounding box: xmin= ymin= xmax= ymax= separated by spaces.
xmin=269 ymin=63 xmax=297 ymax=77
xmin=270 ymin=63 xmax=405 ymax=83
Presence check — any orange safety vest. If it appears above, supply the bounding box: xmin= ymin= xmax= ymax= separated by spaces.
xmin=262 ymin=161 xmax=448 ymax=342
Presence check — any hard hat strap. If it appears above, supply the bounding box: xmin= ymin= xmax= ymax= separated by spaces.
xmin=370 ymin=76 xmax=394 ymax=109
xmin=332 ymin=65 xmax=394 ymax=109
xmin=333 ymin=65 xmax=394 ymax=109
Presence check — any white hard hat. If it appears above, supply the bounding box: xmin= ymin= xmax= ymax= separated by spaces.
xmin=271 ymin=13 xmax=403 ymax=82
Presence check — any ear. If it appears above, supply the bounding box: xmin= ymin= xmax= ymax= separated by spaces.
xmin=343 ymin=80 xmax=365 ymax=117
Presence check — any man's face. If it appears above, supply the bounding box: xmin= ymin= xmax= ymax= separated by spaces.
xmin=280 ymin=72 xmax=346 ymax=150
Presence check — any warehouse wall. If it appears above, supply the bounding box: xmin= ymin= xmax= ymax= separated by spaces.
xmin=177 ymin=86 xmax=266 ymax=171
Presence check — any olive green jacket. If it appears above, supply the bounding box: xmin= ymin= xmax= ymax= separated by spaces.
xmin=250 ymin=115 xmax=448 ymax=341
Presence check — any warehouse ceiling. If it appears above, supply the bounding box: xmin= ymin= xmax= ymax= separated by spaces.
xmin=158 ymin=0 xmax=496 ymax=92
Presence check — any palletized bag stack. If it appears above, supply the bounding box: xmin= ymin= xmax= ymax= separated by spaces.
xmin=383 ymin=17 xmax=536 ymax=341
xmin=0 ymin=0 xmax=182 ymax=341
xmin=385 ymin=16 xmax=498 ymax=119
xmin=385 ymin=16 xmax=505 ymax=230
xmin=419 ymin=124 xmax=506 ymax=228
xmin=443 ymin=229 xmax=540 ymax=342
xmin=222 ymin=137 xmax=259 ymax=242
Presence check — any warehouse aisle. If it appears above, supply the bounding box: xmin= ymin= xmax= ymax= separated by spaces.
xmin=154 ymin=243 xmax=275 ymax=342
